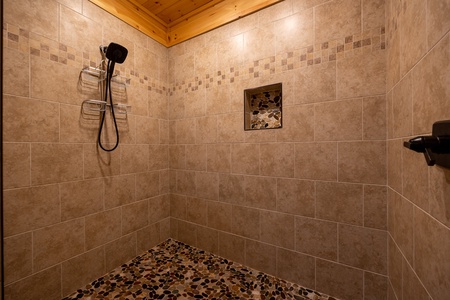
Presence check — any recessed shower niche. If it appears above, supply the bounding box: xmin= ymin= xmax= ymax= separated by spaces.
xmin=244 ymin=83 xmax=282 ymax=130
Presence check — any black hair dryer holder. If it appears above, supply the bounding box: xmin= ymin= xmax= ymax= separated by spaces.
xmin=404 ymin=120 xmax=450 ymax=169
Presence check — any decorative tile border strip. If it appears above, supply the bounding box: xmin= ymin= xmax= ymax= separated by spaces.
xmin=4 ymin=22 xmax=385 ymax=98
xmin=169 ymin=26 xmax=386 ymax=95
xmin=3 ymin=23 xmax=168 ymax=95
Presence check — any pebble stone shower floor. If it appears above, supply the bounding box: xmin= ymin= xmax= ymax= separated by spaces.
xmin=63 ymin=239 xmax=339 ymax=300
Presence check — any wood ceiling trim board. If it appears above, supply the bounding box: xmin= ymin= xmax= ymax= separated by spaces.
xmin=134 ymin=0 xmax=149 ymax=5
xmin=89 ymin=0 xmax=169 ymax=45
xmin=142 ymin=0 xmax=182 ymax=16
xmin=159 ymin=0 xmax=217 ymax=23
xmin=88 ymin=0 xmax=284 ymax=48
xmin=121 ymin=0 xmax=168 ymax=25
xmin=166 ymin=0 xmax=225 ymax=27
xmin=167 ymin=0 xmax=283 ymax=46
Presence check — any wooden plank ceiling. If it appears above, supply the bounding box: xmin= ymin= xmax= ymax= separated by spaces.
xmin=88 ymin=0 xmax=283 ymax=47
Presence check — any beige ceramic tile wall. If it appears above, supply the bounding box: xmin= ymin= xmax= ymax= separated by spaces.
xmin=2 ymin=0 xmax=170 ymax=298
xmin=3 ymin=0 xmax=448 ymax=299
xmin=386 ymin=0 xmax=450 ymax=299
xmin=168 ymin=1 xmax=389 ymax=299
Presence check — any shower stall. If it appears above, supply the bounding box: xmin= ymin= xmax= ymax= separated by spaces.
xmin=2 ymin=0 xmax=449 ymax=299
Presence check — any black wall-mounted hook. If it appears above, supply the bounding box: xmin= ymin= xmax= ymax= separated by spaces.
xmin=404 ymin=120 xmax=450 ymax=169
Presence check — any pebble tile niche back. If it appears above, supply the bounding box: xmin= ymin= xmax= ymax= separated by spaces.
xmin=244 ymin=83 xmax=282 ymax=130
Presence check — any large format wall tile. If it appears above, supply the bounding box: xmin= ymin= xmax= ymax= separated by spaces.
xmin=120 ymin=144 xmax=149 ymax=174
xmin=149 ymin=195 xmax=170 ymax=224
xmin=60 ymin=5 xmax=102 ymax=54
xmin=3 ymin=95 xmax=59 ymax=142
xmin=414 ymin=208 xmax=450 ymax=300
xmin=218 ymin=232 xmax=245 ymax=264
xmin=315 ymin=0 xmax=361 ymax=42
xmin=261 ymin=211 xmax=295 ymax=249
xmin=294 ymin=142 xmax=337 ymax=180
xmin=31 ymin=55 xmax=83 ymax=104
xmin=260 ymin=143 xmax=295 ymax=178
xmin=388 ymin=235 xmax=403 ymax=299
xmin=3 ymin=143 xmax=30 ymax=189
xmin=3 ymin=185 xmax=60 ymax=237
xmin=339 ymin=224 xmax=387 ymax=274
xmin=245 ymin=240 xmax=277 ymax=276
xmin=231 ymin=143 xmax=260 ymax=175
xmin=364 ymin=185 xmax=387 ymax=230
xmin=85 ymin=208 xmax=122 ymax=250
xmin=60 ymin=179 xmax=103 ymax=221
xmin=427 ymin=0 xmax=450 ymax=48
xmin=219 ymin=173 xmax=245 ymax=204
xmin=412 ymin=33 xmax=450 ymax=135
xmin=387 ymin=138 xmax=403 ymax=195
xmin=244 ymin=26 xmax=276 ymax=63
xmin=33 ymin=218 xmax=85 ymax=271
xmin=364 ymin=272 xmax=388 ymax=300
xmin=244 ymin=176 xmax=277 ymax=210
xmin=195 ymin=172 xmax=219 ymax=200
xmin=136 ymin=171 xmax=160 ymax=200
xmin=338 ymin=141 xmax=387 ymax=184
xmin=276 ymin=248 xmax=315 ymax=290
xmin=4 ymin=265 xmax=61 ymax=300
xmin=277 ymin=105 xmax=315 ymax=142
xmin=402 ymin=261 xmax=430 ymax=300
xmin=275 ymin=9 xmax=314 ymax=53
xmin=185 ymin=145 xmax=207 ymax=171
xmin=401 ymin=146 xmax=429 ymax=211
xmin=61 ymin=247 xmax=105 ymax=297
xmin=137 ymin=222 xmax=161 ymax=253
xmin=186 ymin=197 xmax=207 ymax=226
xmin=295 ymin=61 xmax=336 ymax=104
xmin=316 ymin=182 xmax=364 ymax=225
xmin=122 ymin=200 xmax=149 ymax=235
xmin=60 ymin=104 xmax=98 ymax=143
xmin=231 ymin=205 xmax=260 ymax=240
xmin=399 ymin=0 xmax=427 ymax=77
xmin=4 ymin=233 xmax=32 ymax=285
xmin=316 ymin=259 xmax=364 ymax=300
xmin=4 ymin=0 xmax=58 ymax=40
xmin=105 ymin=234 xmax=137 ymax=271
xmin=337 ymin=51 xmax=386 ymax=99
xmin=429 ymin=166 xmax=450 ymax=227
xmin=388 ymin=190 xmax=414 ymax=264
xmin=83 ymin=143 xmax=121 ymax=179
xmin=104 ymin=175 xmax=136 ymax=209
xmin=207 ymin=201 xmax=232 ymax=232
xmin=3 ymin=47 xmax=29 ymax=97
xmin=31 ymin=143 xmax=83 ymax=185
xmin=392 ymin=73 xmax=413 ymax=138
xmin=315 ymin=99 xmax=362 ymax=141
xmin=363 ymin=0 xmax=385 ymax=31
xmin=276 ymin=178 xmax=315 ymax=217
xmin=295 ymin=217 xmax=338 ymax=260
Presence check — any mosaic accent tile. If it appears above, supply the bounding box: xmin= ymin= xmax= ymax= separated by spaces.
xmin=3 ymin=23 xmax=167 ymax=95
xmin=4 ymin=21 xmax=384 ymax=98
xmin=63 ymin=239 xmax=339 ymax=300
xmin=168 ymin=26 xmax=386 ymax=95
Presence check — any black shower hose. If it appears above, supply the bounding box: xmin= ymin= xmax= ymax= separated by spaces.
xmin=98 ymin=59 xmax=120 ymax=152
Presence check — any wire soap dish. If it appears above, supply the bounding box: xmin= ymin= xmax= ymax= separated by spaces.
xmin=80 ymin=63 xmax=130 ymax=118
xmin=82 ymin=99 xmax=131 ymax=118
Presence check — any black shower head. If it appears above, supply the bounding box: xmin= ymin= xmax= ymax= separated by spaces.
xmin=105 ymin=42 xmax=128 ymax=64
